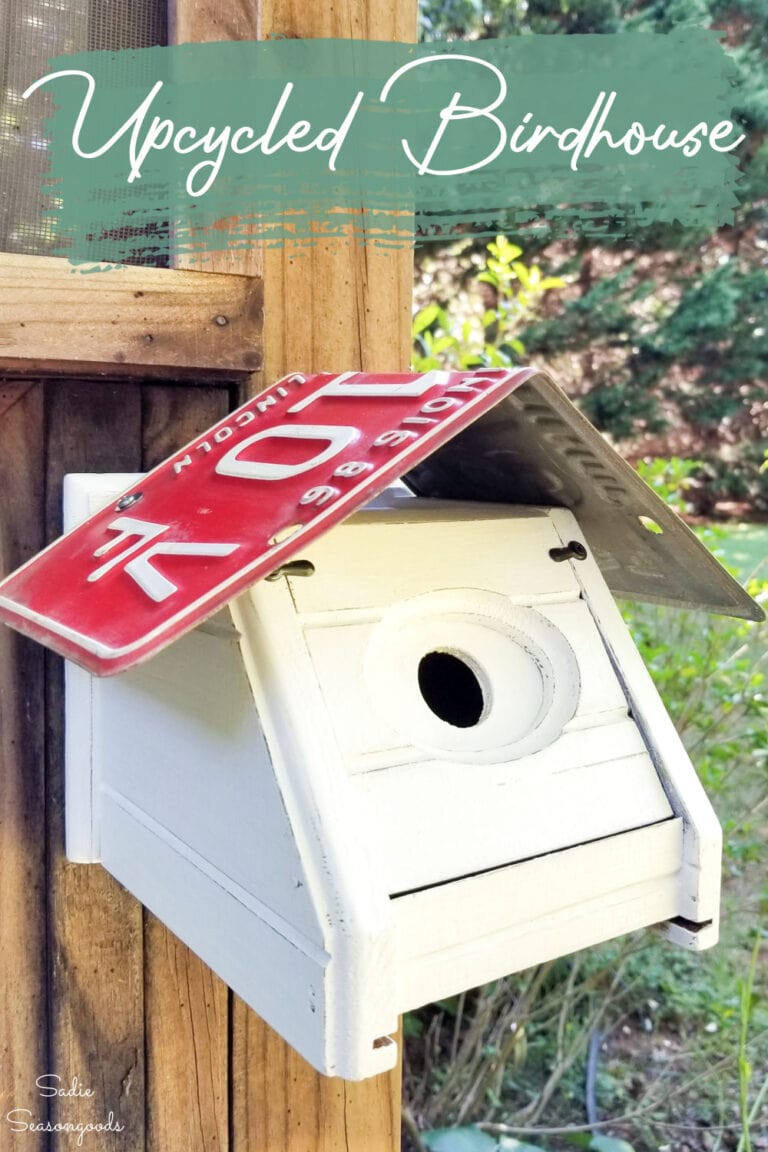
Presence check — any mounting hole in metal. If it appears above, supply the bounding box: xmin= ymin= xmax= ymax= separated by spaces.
xmin=638 ymin=515 xmax=664 ymax=535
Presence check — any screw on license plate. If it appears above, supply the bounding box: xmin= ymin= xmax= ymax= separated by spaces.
xmin=116 ymin=492 xmax=144 ymax=511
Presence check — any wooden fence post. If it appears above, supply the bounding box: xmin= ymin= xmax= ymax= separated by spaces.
xmin=173 ymin=1 xmax=416 ymax=1149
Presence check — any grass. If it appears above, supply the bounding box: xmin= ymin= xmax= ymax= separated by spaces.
xmin=706 ymin=523 xmax=768 ymax=582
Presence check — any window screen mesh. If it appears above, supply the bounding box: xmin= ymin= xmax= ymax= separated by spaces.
xmin=0 ymin=0 xmax=166 ymax=255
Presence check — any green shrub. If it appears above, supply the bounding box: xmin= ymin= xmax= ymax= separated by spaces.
xmin=412 ymin=237 xmax=564 ymax=372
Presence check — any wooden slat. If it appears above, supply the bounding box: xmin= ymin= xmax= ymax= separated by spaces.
xmin=261 ymin=223 xmax=412 ymax=387
xmin=234 ymin=1025 xmax=402 ymax=1151
xmin=0 ymin=253 xmax=262 ymax=376
xmin=0 ymin=382 xmax=47 ymax=1150
xmin=141 ymin=383 xmax=232 ymax=1152
xmin=173 ymin=0 xmax=260 ymax=42
xmin=46 ymin=380 xmax=146 ymax=1150
xmin=144 ymin=922 xmax=229 ymax=1152
xmin=141 ymin=382 xmax=234 ymax=471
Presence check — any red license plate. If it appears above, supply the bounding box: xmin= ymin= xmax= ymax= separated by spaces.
xmin=0 ymin=368 xmax=533 ymax=674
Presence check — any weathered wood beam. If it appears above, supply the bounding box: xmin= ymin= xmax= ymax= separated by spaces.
xmin=235 ymin=0 xmax=415 ymax=1149
xmin=0 ymin=253 xmax=262 ymax=376
xmin=0 ymin=382 xmax=47 ymax=1152
xmin=44 ymin=380 xmax=147 ymax=1151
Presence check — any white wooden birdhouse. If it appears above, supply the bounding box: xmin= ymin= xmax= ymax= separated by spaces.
xmin=0 ymin=368 xmax=762 ymax=1081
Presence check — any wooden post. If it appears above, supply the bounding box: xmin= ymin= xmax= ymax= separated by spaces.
xmin=171 ymin=2 xmax=415 ymax=1149
xmin=238 ymin=1 xmax=413 ymax=1139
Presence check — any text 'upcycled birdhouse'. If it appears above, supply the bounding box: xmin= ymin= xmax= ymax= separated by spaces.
xmin=0 ymin=368 xmax=762 ymax=1080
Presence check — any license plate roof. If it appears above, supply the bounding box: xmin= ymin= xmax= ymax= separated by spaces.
xmin=0 ymin=369 xmax=535 ymax=674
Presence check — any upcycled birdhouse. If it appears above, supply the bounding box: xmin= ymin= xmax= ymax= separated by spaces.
xmin=0 ymin=369 xmax=761 ymax=1080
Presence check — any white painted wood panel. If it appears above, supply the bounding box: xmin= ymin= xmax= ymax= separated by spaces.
xmin=233 ymin=577 xmax=402 ymax=1075
xmin=286 ymin=503 xmax=581 ymax=614
xmin=548 ymin=508 xmax=722 ymax=937
xmin=102 ymin=791 xmax=399 ymax=1080
xmin=296 ymin=546 xmax=673 ymax=892
xmin=94 ymin=619 xmax=325 ymax=943
xmin=541 ymin=600 xmax=635 ymax=723
xmin=299 ymin=619 xmax=413 ymax=766
xmin=394 ymin=819 xmax=683 ymax=1010
xmin=356 ymin=737 xmax=671 ymax=894
xmin=299 ymin=597 xmax=635 ymax=771
xmin=396 ymin=818 xmax=682 ymax=959
xmin=101 ymin=793 xmax=333 ymax=1077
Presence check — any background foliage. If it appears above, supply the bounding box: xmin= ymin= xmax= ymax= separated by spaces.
xmin=406 ymin=3 xmax=768 ymax=1150
xmin=415 ymin=0 xmax=768 ymax=516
